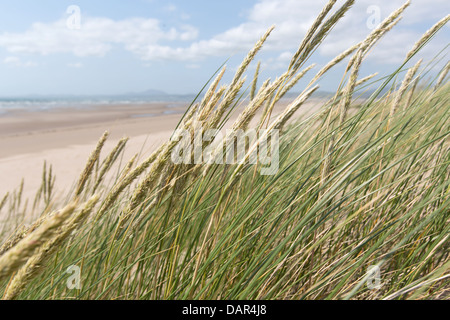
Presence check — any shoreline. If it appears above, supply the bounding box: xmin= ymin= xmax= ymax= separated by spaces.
xmin=0 ymin=102 xmax=187 ymax=137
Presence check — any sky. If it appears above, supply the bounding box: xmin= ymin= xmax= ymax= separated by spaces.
xmin=0 ymin=0 xmax=448 ymax=96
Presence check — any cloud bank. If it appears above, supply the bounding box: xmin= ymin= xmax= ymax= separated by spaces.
xmin=0 ymin=0 xmax=447 ymax=65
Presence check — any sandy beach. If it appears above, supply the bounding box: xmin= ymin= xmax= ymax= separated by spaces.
xmin=0 ymin=102 xmax=188 ymax=202
xmin=0 ymin=99 xmax=322 ymax=204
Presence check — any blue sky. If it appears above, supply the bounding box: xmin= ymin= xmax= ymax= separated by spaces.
xmin=0 ymin=0 xmax=448 ymax=96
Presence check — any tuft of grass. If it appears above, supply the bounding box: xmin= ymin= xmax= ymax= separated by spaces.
xmin=0 ymin=1 xmax=448 ymax=300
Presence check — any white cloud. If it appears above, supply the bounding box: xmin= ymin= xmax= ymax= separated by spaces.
xmin=3 ymin=56 xmax=38 ymax=67
xmin=315 ymin=0 xmax=449 ymax=64
xmin=0 ymin=0 xmax=447 ymax=65
xmin=133 ymin=0 xmax=449 ymax=64
xmin=0 ymin=17 xmax=198 ymax=58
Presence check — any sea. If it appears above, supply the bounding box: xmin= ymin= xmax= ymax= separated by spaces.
xmin=0 ymin=94 xmax=197 ymax=115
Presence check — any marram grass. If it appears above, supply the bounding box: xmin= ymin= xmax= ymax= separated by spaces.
xmin=0 ymin=1 xmax=449 ymax=300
